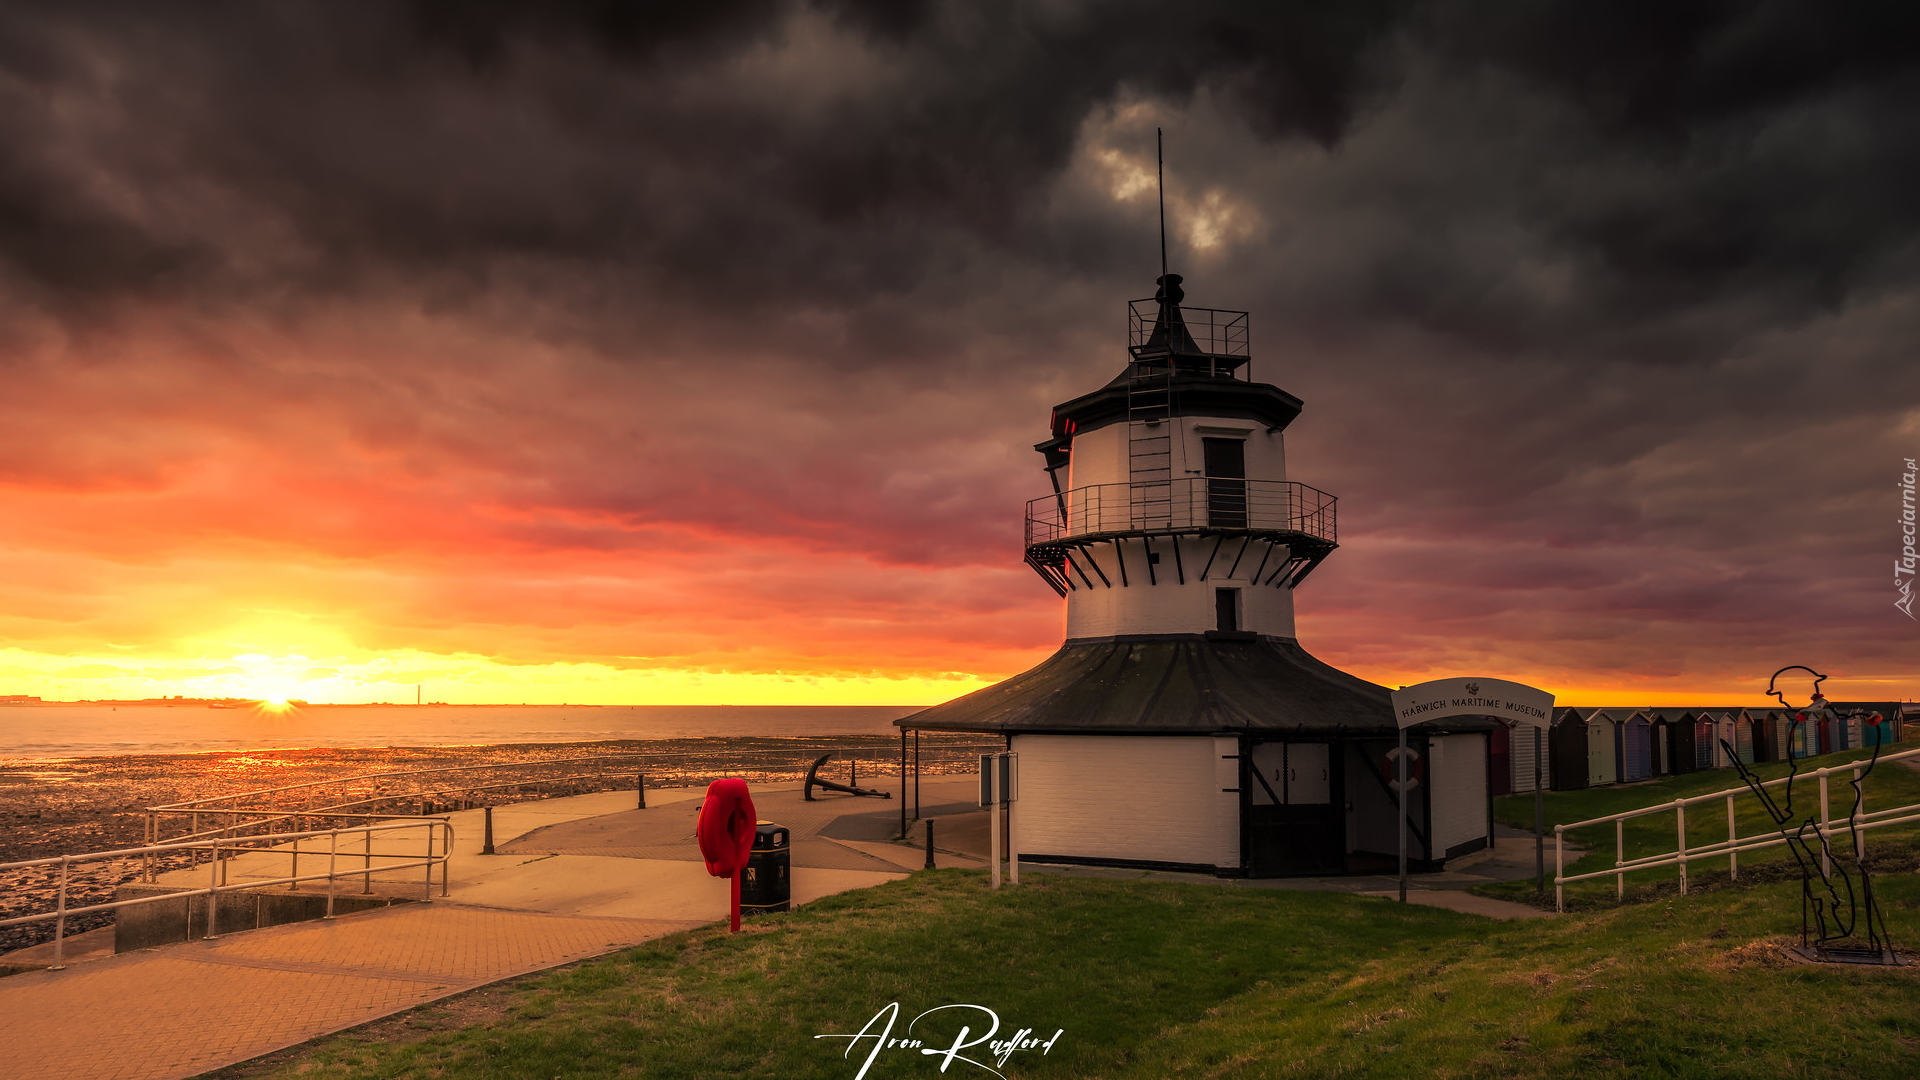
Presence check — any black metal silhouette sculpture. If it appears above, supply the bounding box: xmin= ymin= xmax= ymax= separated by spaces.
xmin=1721 ymin=666 xmax=1899 ymax=964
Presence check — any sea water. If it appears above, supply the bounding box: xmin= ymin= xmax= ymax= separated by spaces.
xmin=0 ymin=704 xmax=924 ymax=760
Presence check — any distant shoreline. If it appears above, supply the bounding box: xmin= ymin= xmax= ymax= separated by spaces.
xmin=0 ymin=701 xmax=921 ymax=708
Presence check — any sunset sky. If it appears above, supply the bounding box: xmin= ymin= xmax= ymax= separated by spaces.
xmin=1 ymin=2 xmax=1915 ymax=708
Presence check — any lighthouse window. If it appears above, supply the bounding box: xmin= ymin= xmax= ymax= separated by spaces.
xmin=1215 ymin=588 xmax=1240 ymax=633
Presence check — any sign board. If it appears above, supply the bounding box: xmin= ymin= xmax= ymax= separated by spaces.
xmin=1390 ymin=677 xmax=1555 ymax=730
xmin=979 ymin=752 xmax=1019 ymax=807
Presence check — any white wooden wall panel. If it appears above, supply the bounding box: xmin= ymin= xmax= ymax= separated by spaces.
xmin=1010 ymin=735 xmax=1239 ymax=869
xmin=1509 ymin=725 xmax=1541 ymax=794
xmin=1429 ymin=734 xmax=1488 ymax=855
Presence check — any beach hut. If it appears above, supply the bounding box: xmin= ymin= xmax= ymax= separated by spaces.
xmin=1831 ymin=701 xmax=1904 ymax=748
xmin=1835 ymin=711 xmax=1858 ymax=752
xmin=1617 ymin=711 xmax=1653 ymax=783
xmin=1585 ymin=708 xmax=1620 ymax=787
xmin=1647 ymin=711 xmax=1670 ymax=776
xmin=1790 ymin=715 xmax=1819 ymax=759
xmin=1735 ymin=711 xmax=1759 ymax=764
xmin=1549 ymin=708 xmax=1589 ymax=791
xmin=899 ymin=273 xmax=1495 ymax=876
xmin=1691 ymin=710 xmax=1719 ymax=769
xmin=1654 ymin=708 xmax=1696 ymax=775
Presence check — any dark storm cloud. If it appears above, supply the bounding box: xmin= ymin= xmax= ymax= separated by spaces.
xmin=1 ymin=0 xmax=1915 ymax=366
xmin=0 ymin=0 xmax=1915 ymax=691
xmin=0 ymin=1 xmax=1399 ymax=330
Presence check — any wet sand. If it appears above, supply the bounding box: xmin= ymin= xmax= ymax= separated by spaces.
xmin=0 ymin=735 xmax=988 ymax=954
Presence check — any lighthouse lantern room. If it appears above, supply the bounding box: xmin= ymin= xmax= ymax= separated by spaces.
xmin=898 ymin=275 xmax=1495 ymax=877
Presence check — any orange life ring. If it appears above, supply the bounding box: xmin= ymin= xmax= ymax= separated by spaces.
xmin=697 ymin=778 xmax=757 ymax=879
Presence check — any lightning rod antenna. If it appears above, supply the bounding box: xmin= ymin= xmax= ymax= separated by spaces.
xmin=1157 ymin=128 xmax=1168 ymax=283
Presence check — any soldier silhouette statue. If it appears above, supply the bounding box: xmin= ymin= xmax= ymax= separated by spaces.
xmin=1722 ymin=665 xmax=1897 ymax=963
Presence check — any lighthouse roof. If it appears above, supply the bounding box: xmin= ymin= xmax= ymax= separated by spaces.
xmin=895 ymin=636 xmax=1496 ymax=737
xmin=1051 ymin=373 xmax=1303 ymax=437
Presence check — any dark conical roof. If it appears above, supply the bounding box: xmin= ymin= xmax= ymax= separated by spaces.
xmin=1144 ymin=274 xmax=1203 ymax=355
xmin=896 ymin=636 xmax=1496 ymax=737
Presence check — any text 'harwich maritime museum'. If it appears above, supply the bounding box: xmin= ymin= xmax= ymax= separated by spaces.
xmin=897 ymin=276 xmax=1497 ymax=878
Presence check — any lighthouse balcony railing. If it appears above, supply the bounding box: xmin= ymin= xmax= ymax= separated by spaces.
xmin=1127 ymin=301 xmax=1250 ymax=362
xmin=1026 ymin=479 xmax=1336 ymax=547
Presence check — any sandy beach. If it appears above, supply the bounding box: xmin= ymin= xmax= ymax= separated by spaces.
xmin=0 ymin=734 xmax=989 ymax=954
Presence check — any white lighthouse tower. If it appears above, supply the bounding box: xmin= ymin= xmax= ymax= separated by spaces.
xmin=1025 ymin=271 xmax=1335 ymax=641
xmin=900 ymin=274 xmax=1493 ymax=878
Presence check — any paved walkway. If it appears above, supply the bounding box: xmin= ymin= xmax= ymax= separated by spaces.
xmin=0 ymin=782 xmax=916 ymax=1080
xmin=1 ymin=778 xmax=1553 ymax=1080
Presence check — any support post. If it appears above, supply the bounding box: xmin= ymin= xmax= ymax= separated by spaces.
xmin=925 ymin=820 xmax=936 ymax=869
xmin=1726 ymin=795 xmax=1738 ymax=880
xmin=1009 ymin=799 xmax=1019 ymax=885
xmin=1555 ymin=825 xmax=1565 ymax=912
xmin=1397 ymin=727 xmax=1408 ymax=903
xmin=326 ymin=831 xmax=339 ymax=918
xmin=1676 ymin=801 xmax=1688 ymax=895
xmin=51 ymin=856 xmax=69 ymax=970
xmin=1533 ymin=727 xmax=1545 ymax=892
xmin=990 ymin=786 xmax=1002 ymax=890
xmin=482 ymin=805 xmax=495 ymax=855
xmin=900 ymin=728 xmax=908 ymax=839
xmin=638 ymin=774 xmax=647 ymax=810
xmin=1616 ymin=819 xmax=1625 ymax=900
xmin=207 ymin=841 xmax=221 ymax=939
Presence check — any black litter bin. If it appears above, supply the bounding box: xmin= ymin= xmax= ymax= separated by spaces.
xmin=740 ymin=820 xmax=790 ymax=915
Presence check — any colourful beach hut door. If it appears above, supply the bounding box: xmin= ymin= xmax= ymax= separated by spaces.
xmin=1620 ymin=717 xmax=1652 ymax=783
xmin=1587 ymin=714 xmax=1618 ymax=786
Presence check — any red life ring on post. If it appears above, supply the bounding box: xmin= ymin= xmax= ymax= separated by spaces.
xmin=697 ymin=778 xmax=757 ymax=877
xmin=697 ymin=778 xmax=758 ymax=933
xmin=1379 ymin=747 xmax=1425 ymax=792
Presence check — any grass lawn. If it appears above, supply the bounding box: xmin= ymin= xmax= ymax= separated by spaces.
xmin=228 ymin=867 xmax=1920 ymax=1080
xmin=1482 ymin=743 xmax=1920 ymax=911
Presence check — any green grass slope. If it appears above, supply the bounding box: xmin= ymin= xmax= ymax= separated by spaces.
xmin=245 ymin=868 xmax=1920 ymax=1080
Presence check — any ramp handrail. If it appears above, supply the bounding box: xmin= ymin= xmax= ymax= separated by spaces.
xmin=1553 ymin=745 xmax=1920 ymax=911
xmin=1 ymin=818 xmax=453 ymax=970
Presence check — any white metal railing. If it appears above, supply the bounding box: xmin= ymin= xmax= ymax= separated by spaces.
xmin=1553 ymin=746 xmax=1920 ymax=911
xmin=1025 ymin=479 xmax=1337 ymax=546
xmin=0 ymin=818 xmax=453 ymax=969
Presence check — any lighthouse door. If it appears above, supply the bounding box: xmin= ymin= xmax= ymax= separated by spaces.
xmin=1202 ymin=438 xmax=1248 ymax=528
xmin=1246 ymin=741 xmax=1345 ymax=875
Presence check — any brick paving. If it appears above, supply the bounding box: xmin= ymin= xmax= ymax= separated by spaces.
xmin=0 ymin=898 xmax=699 ymax=1080
xmin=0 ymin=783 xmax=914 ymax=1080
